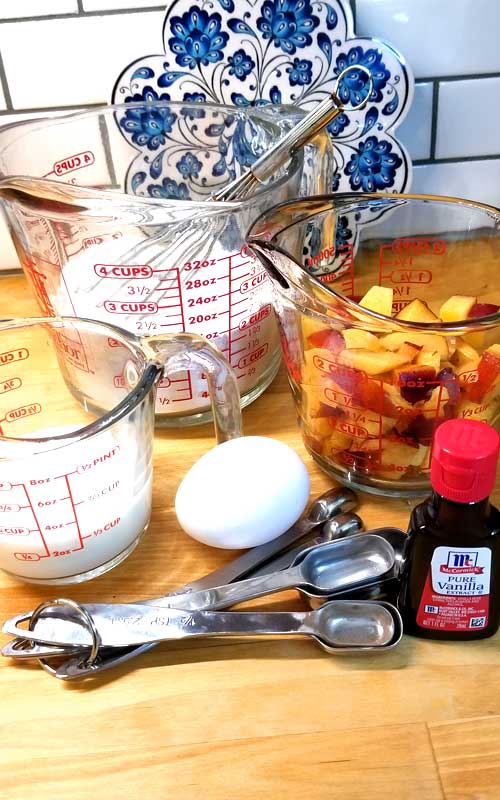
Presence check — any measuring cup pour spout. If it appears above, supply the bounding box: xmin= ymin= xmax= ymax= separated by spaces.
xmin=142 ymin=332 xmax=242 ymax=442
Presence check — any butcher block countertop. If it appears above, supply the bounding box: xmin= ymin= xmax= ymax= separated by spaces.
xmin=1 ymin=274 xmax=500 ymax=800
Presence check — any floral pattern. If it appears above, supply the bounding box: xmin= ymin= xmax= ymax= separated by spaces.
xmin=112 ymin=0 xmax=413 ymax=200
xmin=116 ymin=99 xmax=279 ymax=199
xmin=120 ymin=102 xmax=176 ymax=150
xmin=168 ymin=8 xmax=228 ymax=68
xmin=228 ymin=49 xmax=255 ymax=80
xmin=148 ymin=178 xmax=190 ymax=200
xmin=257 ymin=0 xmax=319 ymax=55
xmin=345 ymin=135 xmax=403 ymax=192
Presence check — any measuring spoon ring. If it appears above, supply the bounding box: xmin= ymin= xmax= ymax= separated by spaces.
xmin=3 ymin=600 xmax=401 ymax=652
xmin=3 ymin=535 xmax=395 ymax=648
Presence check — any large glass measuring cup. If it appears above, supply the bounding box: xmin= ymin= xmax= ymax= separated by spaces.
xmin=0 ymin=101 xmax=328 ymax=425
xmin=0 ymin=317 xmax=240 ymax=584
xmin=248 ymin=193 xmax=500 ymax=497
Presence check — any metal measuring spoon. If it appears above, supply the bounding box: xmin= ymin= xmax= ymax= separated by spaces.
xmin=1 ymin=488 xmax=357 ymax=665
xmin=306 ymin=528 xmax=407 ymax=608
xmin=249 ymin=512 xmax=364 ymax=576
xmin=3 ymin=600 xmax=400 ymax=653
xmin=3 ymin=535 xmax=395 ymax=648
xmin=1 ymin=511 xmax=363 ymax=664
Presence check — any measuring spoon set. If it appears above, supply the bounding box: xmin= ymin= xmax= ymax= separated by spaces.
xmin=1 ymin=488 xmax=406 ymax=679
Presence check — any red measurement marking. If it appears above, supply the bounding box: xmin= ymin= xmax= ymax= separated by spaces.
xmin=0 ymin=526 xmax=29 ymax=536
xmin=392 ymin=237 xmax=446 ymax=255
xmin=0 ymin=377 xmax=22 ymax=394
xmin=20 ymin=483 xmax=50 ymax=558
xmin=63 ymin=474 xmax=84 ymax=551
xmin=14 ymin=552 xmax=41 ymax=561
xmin=95 ymin=264 xmax=152 ymax=279
xmin=3 ymin=403 xmax=41 ymax=423
xmin=52 ymin=150 xmax=95 ymax=177
xmin=239 ymin=272 xmax=266 ymax=294
xmin=238 ymin=304 xmax=271 ymax=330
xmin=237 ymin=343 xmax=268 ymax=369
xmin=104 ymin=301 xmax=158 ymax=314
xmin=0 ymin=348 xmax=29 ymax=367
xmin=53 ymin=330 xmax=90 ymax=373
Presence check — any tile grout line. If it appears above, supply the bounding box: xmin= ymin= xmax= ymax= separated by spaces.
xmin=425 ymin=722 xmax=447 ymax=800
xmin=414 ymin=153 xmax=500 ymax=166
xmin=98 ymin=113 xmax=118 ymax=187
xmin=429 ymin=79 xmax=439 ymax=161
xmin=0 ymin=6 xmax=166 ymax=23
xmin=76 ymin=0 xmax=85 ymax=12
xmin=0 ymin=50 xmax=12 ymax=111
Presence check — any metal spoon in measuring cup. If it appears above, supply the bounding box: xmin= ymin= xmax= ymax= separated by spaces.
xmin=3 ymin=535 xmax=395 ymax=648
xmin=4 ymin=599 xmax=400 ymax=655
xmin=2 ymin=489 xmax=357 ymax=664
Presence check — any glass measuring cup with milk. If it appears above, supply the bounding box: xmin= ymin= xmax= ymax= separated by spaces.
xmin=0 ymin=317 xmax=241 ymax=583
xmin=0 ymin=102 xmax=331 ymax=425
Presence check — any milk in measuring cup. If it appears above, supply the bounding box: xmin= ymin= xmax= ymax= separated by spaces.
xmin=0 ymin=425 xmax=152 ymax=581
xmin=40 ymin=231 xmax=279 ymax=416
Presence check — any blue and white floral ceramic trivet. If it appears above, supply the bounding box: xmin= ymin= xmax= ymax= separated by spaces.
xmin=112 ymin=0 xmax=414 ymax=195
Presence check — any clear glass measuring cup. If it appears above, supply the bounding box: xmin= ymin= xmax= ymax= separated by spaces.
xmin=0 ymin=101 xmax=331 ymax=425
xmin=248 ymin=193 xmax=500 ymax=497
xmin=0 ymin=316 xmax=241 ymax=584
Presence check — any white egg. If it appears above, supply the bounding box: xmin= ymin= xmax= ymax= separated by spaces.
xmin=175 ymin=436 xmax=310 ymax=549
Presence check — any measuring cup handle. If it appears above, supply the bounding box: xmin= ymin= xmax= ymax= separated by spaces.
xmin=142 ymin=332 xmax=242 ymax=442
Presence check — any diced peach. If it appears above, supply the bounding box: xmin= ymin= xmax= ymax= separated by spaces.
xmin=302 ymin=348 xmax=338 ymax=386
xmin=396 ymin=298 xmax=438 ymax=323
xmin=307 ymin=328 xmax=345 ymax=352
xmin=397 ymin=341 xmax=421 ymax=362
xmin=303 ymin=415 xmax=335 ymax=440
xmin=421 ymin=385 xmax=450 ymax=416
xmin=359 ymin=285 xmax=393 ymax=317
xmin=468 ymin=303 xmax=500 ymax=318
xmin=416 ymin=349 xmax=441 ymax=372
xmin=342 ymin=328 xmax=384 ymax=351
xmin=455 ymin=395 xmax=497 ymax=425
xmin=439 ymin=295 xmax=476 ymax=322
xmin=301 ymin=315 xmax=325 ymax=345
xmin=322 ymin=428 xmax=352 ymax=456
xmin=454 ymin=337 xmax=480 ymax=367
xmin=467 ymin=344 xmax=500 ymax=402
xmin=338 ymin=348 xmax=408 ymax=376
xmin=380 ymin=332 xmax=449 ymax=361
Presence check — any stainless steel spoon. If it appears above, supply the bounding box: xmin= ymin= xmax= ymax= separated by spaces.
xmin=2 ymin=535 xmax=395 ymax=648
xmin=3 ymin=600 xmax=400 ymax=653
xmin=1 ymin=489 xmax=358 ymax=666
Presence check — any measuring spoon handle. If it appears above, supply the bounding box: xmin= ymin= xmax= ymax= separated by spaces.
xmin=149 ymin=565 xmax=304 ymax=612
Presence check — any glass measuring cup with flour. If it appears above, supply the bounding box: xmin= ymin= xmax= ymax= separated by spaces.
xmin=0 ymin=102 xmax=330 ymax=424
xmin=0 ymin=317 xmax=240 ymax=583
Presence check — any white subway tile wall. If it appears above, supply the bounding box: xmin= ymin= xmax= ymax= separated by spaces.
xmin=0 ymin=0 xmax=497 ymax=270
xmin=83 ymin=0 xmax=166 ymax=9
xmin=412 ymin=159 xmax=500 ymax=207
xmin=394 ymin=81 xmax=433 ymax=161
xmin=435 ymin=76 xmax=500 ymax=159
xmin=0 ymin=12 xmax=165 ymax=109
xmin=356 ymin=0 xmax=500 ymax=78
xmin=0 ymin=1 xmax=79 ymax=20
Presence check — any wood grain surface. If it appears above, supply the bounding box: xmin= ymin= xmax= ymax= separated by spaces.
xmin=1 ymin=275 xmax=500 ymax=800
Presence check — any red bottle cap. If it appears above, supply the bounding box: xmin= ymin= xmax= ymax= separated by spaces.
xmin=431 ymin=419 xmax=500 ymax=503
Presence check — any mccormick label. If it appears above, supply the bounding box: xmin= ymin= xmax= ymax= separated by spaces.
xmin=416 ymin=546 xmax=491 ymax=632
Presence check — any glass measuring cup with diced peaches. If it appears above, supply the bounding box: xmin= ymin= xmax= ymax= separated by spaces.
xmin=248 ymin=194 xmax=500 ymax=497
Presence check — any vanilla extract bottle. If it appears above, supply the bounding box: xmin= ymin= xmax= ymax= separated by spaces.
xmin=398 ymin=419 xmax=500 ymax=640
